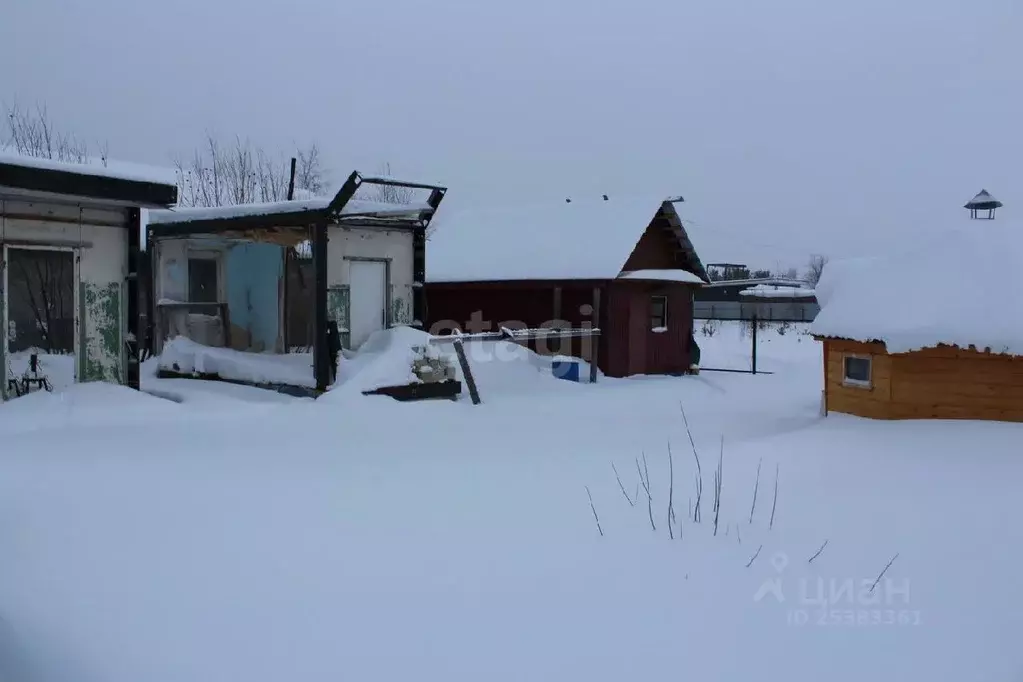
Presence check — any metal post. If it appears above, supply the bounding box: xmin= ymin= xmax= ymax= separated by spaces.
xmin=589 ymin=287 xmax=601 ymax=383
xmin=751 ymin=313 xmax=758 ymax=375
xmin=312 ymin=221 xmax=330 ymax=390
xmin=412 ymin=226 xmax=426 ymax=329
xmin=126 ymin=207 xmax=141 ymax=390
xmin=287 ymin=157 xmax=297 ymax=200
xmin=453 ymin=338 xmax=481 ymax=404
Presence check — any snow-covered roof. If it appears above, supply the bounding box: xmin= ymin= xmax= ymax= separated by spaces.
xmin=739 ymin=284 xmax=816 ymax=299
xmin=811 ymin=215 xmax=1023 ymax=355
xmin=426 ymin=195 xmax=675 ymax=282
xmin=148 ymin=197 xmax=430 ymax=225
xmin=672 ymin=204 xmax=819 ymax=274
xmin=0 ymin=148 xmax=177 ymax=187
xmin=965 ymin=189 xmax=1002 ymax=209
xmin=618 ymin=269 xmax=705 ymax=285
xmin=702 ymin=277 xmax=808 ymax=289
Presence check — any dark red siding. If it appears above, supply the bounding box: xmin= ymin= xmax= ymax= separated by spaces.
xmin=422 ymin=202 xmax=703 ymax=378
xmin=645 ymin=283 xmax=694 ymax=374
xmin=425 ymin=280 xmax=607 ymax=370
xmin=425 ymin=279 xmax=695 ymax=378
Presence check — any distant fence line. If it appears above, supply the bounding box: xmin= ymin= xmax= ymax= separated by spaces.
xmin=693 ymin=301 xmax=819 ymax=323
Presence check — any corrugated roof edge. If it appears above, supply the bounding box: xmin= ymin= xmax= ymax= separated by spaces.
xmin=0 ymin=154 xmax=178 ymax=207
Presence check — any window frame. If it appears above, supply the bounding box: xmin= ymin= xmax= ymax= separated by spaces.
xmin=650 ymin=295 xmax=668 ymax=330
xmin=842 ymin=354 xmax=872 ymax=388
xmin=186 ymin=252 xmax=222 ymax=304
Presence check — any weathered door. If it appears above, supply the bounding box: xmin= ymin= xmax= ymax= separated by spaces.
xmin=348 ymin=260 xmax=387 ymax=349
xmin=1 ymin=246 xmax=79 ymax=399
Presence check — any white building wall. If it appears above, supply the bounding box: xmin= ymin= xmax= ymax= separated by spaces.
xmin=326 ymin=226 xmax=415 ymax=329
xmin=0 ymin=198 xmax=129 ymax=385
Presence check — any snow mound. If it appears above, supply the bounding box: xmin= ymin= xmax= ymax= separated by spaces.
xmin=0 ymin=382 xmax=178 ymax=433
xmin=456 ymin=340 xmax=597 ymax=397
xmin=325 ymin=326 xmax=599 ymax=402
xmin=327 ymin=326 xmax=432 ymax=397
xmin=811 ymin=217 xmax=1023 ymax=354
xmin=158 ymin=337 xmax=315 ymax=388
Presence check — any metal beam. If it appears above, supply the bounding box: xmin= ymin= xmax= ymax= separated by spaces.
xmin=325 ymin=171 xmax=363 ymax=216
xmin=358 ymin=177 xmax=448 ymax=192
xmin=421 ymin=187 xmax=447 ymax=232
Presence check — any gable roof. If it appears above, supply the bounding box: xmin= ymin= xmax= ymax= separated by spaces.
xmin=0 ymin=150 xmax=178 ymax=207
xmin=810 ymin=214 xmax=1023 ymax=355
xmin=426 ymin=195 xmax=705 ymax=283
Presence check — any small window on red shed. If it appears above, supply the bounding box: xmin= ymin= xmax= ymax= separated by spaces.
xmin=650 ymin=295 xmax=668 ymax=330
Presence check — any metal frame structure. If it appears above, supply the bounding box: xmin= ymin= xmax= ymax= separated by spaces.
xmin=147 ymin=171 xmax=448 ymax=392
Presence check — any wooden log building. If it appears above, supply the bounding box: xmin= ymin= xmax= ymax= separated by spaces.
xmin=811 ymin=190 xmax=1023 ymax=422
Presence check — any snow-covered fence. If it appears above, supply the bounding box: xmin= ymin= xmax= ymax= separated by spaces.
xmin=428 ymin=326 xmax=603 ymax=404
xmin=428 ymin=326 xmax=601 ymax=344
xmin=693 ymin=300 xmax=819 ymax=322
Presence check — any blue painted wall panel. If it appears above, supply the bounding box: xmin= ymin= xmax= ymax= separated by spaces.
xmin=226 ymin=243 xmax=283 ymax=351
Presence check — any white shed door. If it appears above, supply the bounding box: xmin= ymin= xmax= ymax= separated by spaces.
xmin=349 ymin=260 xmax=387 ymax=349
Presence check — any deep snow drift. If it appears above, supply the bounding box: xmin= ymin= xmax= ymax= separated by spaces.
xmin=0 ymin=322 xmax=1020 ymax=682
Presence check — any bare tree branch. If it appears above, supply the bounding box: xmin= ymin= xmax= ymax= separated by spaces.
xmin=585 ymin=486 xmax=603 ymax=537
xmin=770 ymin=463 xmax=780 ymax=530
xmin=4 ymin=102 xmax=92 ymax=162
xmin=612 ymin=462 xmax=635 ymax=507
xmin=808 ymin=539 xmax=829 ymax=564
xmin=173 ymin=135 xmax=327 ymax=208
xmin=681 ymin=403 xmax=703 ymax=523
xmin=667 ymin=442 xmax=676 ymax=539
xmin=636 ymin=453 xmax=655 ymax=532
xmin=869 ymin=553 xmax=899 ymax=594
xmin=746 ymin=545 xmax=763 ymax=568
xmin=805 ymin=254 xmax=828 ymax=287
xmin=749 ymin=457 xmax=762 ymax=524
xmin=373 ymin=162 xmax=415 ymax=204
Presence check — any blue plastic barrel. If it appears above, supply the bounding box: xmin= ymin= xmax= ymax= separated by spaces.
xmin=552 ymin=359 xmax=581 ymax=382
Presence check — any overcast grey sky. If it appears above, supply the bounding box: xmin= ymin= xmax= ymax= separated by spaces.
xmin=2 ymin=0 xmax=1021 ymax=267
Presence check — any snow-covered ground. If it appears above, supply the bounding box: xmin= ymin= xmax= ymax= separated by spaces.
xmin=0 ymin=322 xmax=1020 ymax=681
xmin=694 ymin=319 xmax=820 ymax=373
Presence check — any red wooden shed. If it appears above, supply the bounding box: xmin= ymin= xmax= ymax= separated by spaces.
xmin=424 ymin=195 xmax=709 ymax=378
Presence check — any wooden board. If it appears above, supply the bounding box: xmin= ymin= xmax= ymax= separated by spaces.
xmin=822 ymin=340 xmax=1023 ymax=422
xmin=362 ymin=380 xmax=462 ymax=402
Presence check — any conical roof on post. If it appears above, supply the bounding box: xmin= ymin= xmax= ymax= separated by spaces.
xmin=964 ymin=189 xmax=1003 ymax=210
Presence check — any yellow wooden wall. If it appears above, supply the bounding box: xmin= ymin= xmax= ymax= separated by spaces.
xmin=821 ymin=339 xmax=1023 ymax=423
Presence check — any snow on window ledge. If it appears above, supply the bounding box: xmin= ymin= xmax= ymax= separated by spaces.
xmin=651 ymin=326 xmax=668 ymax=334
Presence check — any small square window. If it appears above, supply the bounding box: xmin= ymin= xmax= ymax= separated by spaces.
xmin=843 ymin=356 xmax=872 ymax=387
xmin=650 ymin=295 xmax=667 ymax=329
xmin=188 ymin=257 xmax=219 ymax=303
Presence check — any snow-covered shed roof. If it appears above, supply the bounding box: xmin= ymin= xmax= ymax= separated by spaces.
xmin=148 ymin=197 xmax=430 ymax=225
xmin=427 ymin=195 xmax=698 ymax=283
xmin=671 ymin=204 xmax=820 ymax=275
xmin=0 ymin=150 xmax=178 ymax=206
xmin=811 ymin=215 xmax=1023 ymax=355
xmin=701 ymin=276 xmax=808 ymax=289
xmin=740 ymin=284 xmax=816 ymax=299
